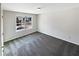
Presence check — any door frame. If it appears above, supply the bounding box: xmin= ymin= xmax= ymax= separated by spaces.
xmin=1 ymin=3 xmax=4 ymax=56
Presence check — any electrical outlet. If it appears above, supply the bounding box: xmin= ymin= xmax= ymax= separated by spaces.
xmin=68 ymin=36 xmax=71 ymax=39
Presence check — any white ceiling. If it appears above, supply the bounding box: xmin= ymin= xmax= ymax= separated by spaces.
xmin=2 ymin=3 xmax=79 ymax=14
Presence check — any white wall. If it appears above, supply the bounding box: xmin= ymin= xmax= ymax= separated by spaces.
xmin=0 ymin=3 xmax=2 ymax=56
xmin=38 ymin=7 xmax=79 ymax=45
xmin=3 ymin=10 xmax=37 ymax=42
xmin=0 ymin=4 xmax=1 ymax=46
xmin=0 ymin=3 xmax=3 ymax=56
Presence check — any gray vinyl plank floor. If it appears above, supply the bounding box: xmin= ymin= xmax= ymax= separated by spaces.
xmin=4 ymin=32 xmax=79 ymax=56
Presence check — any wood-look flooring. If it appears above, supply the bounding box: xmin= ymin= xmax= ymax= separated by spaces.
xmin=4 ymin=32 xmax=79 ymax=56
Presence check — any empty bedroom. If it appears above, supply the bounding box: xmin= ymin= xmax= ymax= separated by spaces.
xmin=1 ymin=3 xmax=79 ymax=56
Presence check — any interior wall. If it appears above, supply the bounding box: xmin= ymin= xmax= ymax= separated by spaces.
xmin=0 ymin=4 xmax=1 ymax=46
xmin=0 ymin=3 xmax=3 ymax=56
xmin=38 ymin=7 xmax=79 ymax=45
xmin=0 ymin=3 xmax=2 ymax=56
xmin=3 ymin=10 xmax=37 ymax=42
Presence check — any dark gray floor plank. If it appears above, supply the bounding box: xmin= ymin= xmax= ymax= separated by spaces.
xmin=4 ymin=32 xmax=79 ymax=56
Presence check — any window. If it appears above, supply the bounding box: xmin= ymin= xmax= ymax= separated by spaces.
xmin=16 ymin=16 xmax=32 ymax=32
